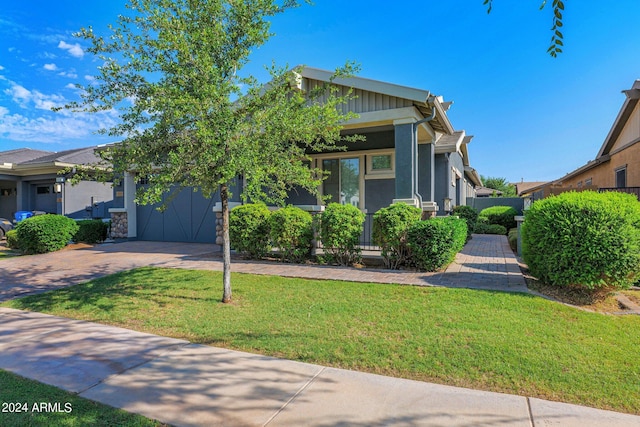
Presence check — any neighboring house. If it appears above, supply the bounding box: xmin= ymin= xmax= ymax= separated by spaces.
xmin=0 ymin=147 xmax=114 ymax=221
xmin=514 ymin=181 xmax=547 ymax=197
xmin=475 ymin=186 xmax=503 ymax=198
xmin=108 ymin=67 xmax=483 ymax=243
xmin=527 ymin=80 xmax=640 ymax=200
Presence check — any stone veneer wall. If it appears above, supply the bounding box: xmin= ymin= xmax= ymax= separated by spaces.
xmin=215 ymin=212 xmax=223 ymax=245
xmin=110 ymin=212 xmax=128 ymax=239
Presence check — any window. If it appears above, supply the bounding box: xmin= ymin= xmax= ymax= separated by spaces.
xmin=616 ymin=166 xmax=627 ymax=188
xmin=322 ymin=157 xmax=360 ymax=208
xmin=365 ymin=152 xmax=394 ymax=178
xmin=585 ymin=178 xmax=592 ymax=187
xmin=371 ymin=155 xmax=392 ymax=171
xmin=36 ymin=186 xmax=51 ymax=195
xmin=577 ymin=181 xmax=582 ymax=188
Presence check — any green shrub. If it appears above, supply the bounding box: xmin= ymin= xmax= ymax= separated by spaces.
xmin=229 ymin=204 xmax=272 ymax=259
xmin=73 ymin=220 xmax=109 ymax=244
xmin=372 ymin=203 xmax=422 ymax=269
xmin=269 ymin=206 xmax=313 ymax=263
xmin=5 ymin=229 xmax=19 ymax=250
xmin=478 ymin=205 xmax=518 ymax=231
xmin=522 ymin=191 xmax=640 ymax=291
xmin=474 ymin=223 xmax=507 ymax=235
xmin=318 ymin=203 xmax=365 ymax=266
xmin=452 ymin=205 xmax=478 ymax=239
xmin=508 ymin=228 xmax=518 ymax=252
xmin=16 ymin=214 xmax=79 ymax=254
xmin=446 ymin=216 xmax=468 ymax=254
xmin=406 ymin=217 xmax=467 ymax=271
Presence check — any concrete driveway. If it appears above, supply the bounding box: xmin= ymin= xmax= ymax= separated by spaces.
xmin=0 ymin=241 xmax=216 ymax=302
xmin=0 ymin=235 xmax=529 ymax=303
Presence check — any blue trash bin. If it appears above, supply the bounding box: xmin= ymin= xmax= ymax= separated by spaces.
xmin=14 ymin=211 xmax=33 ymax=223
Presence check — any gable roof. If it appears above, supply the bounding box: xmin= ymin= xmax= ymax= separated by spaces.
xmin=515 ymin=181 xmax=548 ymax=196
xmin=0 ymin=148 xmax=54 ymax=165
xmin=19 ymin=146 xmax=102 ymax=166
xmin=298 ymin=67 xmax=455 ymax=135
xmin=0 ymin=146 xmax=102 ymax=175
xmin=597 ymin=80 xmax=640 ymax=158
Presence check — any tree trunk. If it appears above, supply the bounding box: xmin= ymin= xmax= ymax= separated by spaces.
xmin=221 ymin=183 xmax=232 ymax=303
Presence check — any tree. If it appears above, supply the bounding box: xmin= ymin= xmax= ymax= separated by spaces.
xmin=484 ymin=0 xmax=565 ymax=57
xmin=481 ymin=175 xmax=517 ymax=197
xmin=61 ymin=0 xmax=359 ymax=303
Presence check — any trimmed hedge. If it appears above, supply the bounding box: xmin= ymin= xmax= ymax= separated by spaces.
xmin=73 ymin=220 xmax=109 ymax=244
xmin=15 ymin=214 xmax=79 ymax=254
xmin=474 ymin=223 xmax=508 ymax=235
xmin=318 ymin=203 xmax=365 ymax=266
xmin=478 ymin=205 xmax=517 ymax=232
xmin=407 ymin=217 xmax=467 ymax=271
xmin=522 ymin=191 xmax=640 ymax=291
xmin=5 ymin=229 xmax=19 ymax=250
xmin=269 ymin=206 xmax=313 ymax=263
xmin=229 ymin=204 xmax=272 ymax=259
xmin=508 ymin=228 xmax=518 ymax=252
xmin=452 ymin=205 xmax=478 ymax=240
xmin=372 ymin=203 xmax=422 ymax=269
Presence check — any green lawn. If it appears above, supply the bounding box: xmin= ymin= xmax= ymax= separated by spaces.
xmin=3 ymin=267 xmax=640 ymax=415
xmin=0 ymin=370 xmax=167 ymax=426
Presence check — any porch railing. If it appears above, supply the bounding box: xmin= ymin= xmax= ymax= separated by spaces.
xmin=314 ymin=212 xmax=378 ymax=251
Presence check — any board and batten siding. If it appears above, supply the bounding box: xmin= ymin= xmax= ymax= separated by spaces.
xmin=305 ymin=79 xmax=414 ymax=115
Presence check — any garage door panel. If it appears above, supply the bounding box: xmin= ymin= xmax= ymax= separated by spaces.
xmin=136 ymin=187 xmax=218 ymax=243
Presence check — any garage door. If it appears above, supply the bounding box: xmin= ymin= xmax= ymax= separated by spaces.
xmin=136 ymin=188 xmax=218 ymax=243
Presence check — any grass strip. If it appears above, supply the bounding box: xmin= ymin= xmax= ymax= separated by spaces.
xmin=3 ymin=267 xmax=640 ymax=415
xmin=0 ymin=370 xmax=167 ymax=426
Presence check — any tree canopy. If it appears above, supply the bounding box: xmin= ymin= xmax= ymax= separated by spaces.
xmin=61 ymin=0 xmax=359 ymax=302
xmin=481 ymin=176 xmax=517 ymax=197
xmin=484 ymin=0 xmax=565 ymax=57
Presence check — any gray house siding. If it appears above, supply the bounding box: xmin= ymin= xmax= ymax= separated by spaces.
xmin=307 ymin=79 xmax=414 ymax=115
xmin=285 ymin=187 xmax=317 ymax=205
xmin=0 ymin=178 xmax=17 ymax=219
xmin=434 ymin=152 xmax=465 ymax=215
xmin=62 ymin=180 xmax=114 ymax=219
xmin=364 ymin=179 xmax=394 ymax=213
xmin=417 ymin=144 xmax=433 ymax=204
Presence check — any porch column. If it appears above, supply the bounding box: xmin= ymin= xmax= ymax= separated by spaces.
xmin=108 ymin=172 xmax=137 ymax=239
xmin=392 ymin=119 xmax=419 ymax=207
xmin=123 ymin=172 xmax=137 ymax=238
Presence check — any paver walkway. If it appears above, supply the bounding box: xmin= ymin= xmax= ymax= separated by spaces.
xmin=0 ymin=234 xmax=527 ymax=302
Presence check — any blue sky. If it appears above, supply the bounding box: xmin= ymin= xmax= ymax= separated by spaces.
xmin=1 ymin=1 xmax=639 ymax=183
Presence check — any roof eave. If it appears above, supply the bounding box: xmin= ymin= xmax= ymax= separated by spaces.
xmin=596 ymin=82 xmax=640 ymax=158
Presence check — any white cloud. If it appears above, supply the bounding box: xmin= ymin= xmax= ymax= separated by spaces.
xmin=65 ymin=83 xmax=78 ymax=90
xmin=58 ymin=70 xmax=78 ymax=79
xmin=4 ymin=81 xmax=65 ymax=111
xmin=43 ymin=63 xmax=58 ymax=71
xmin=58 ymin=41 xmax=84 ymax=58
xmin=0 ymin=65 xmax=4 ymax=70
xmin=0 ymin=105 xmax=118 ymax=144
xmin=84 ymin=75 xmax=96 ymax=82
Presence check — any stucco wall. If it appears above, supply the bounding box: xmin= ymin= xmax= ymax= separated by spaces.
xmin=556 ymin=141 xmax=640 ymax=189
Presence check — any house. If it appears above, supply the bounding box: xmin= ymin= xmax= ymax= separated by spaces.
xmin=108 ymin=67 xmax=483 ymax=243
xmin=0 ymin=146 xmax=114 ymax=221
xmin=527 ymin=80 xmax=640 ymax=200
xmin=475 ymin=186 xmax=503 ymax=198
xmin=514 ymin=181 xmax=547 ymax=197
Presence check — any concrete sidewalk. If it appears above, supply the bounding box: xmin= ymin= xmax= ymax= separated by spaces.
xmin=1 ymin=307 xmax=638 ymax=427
